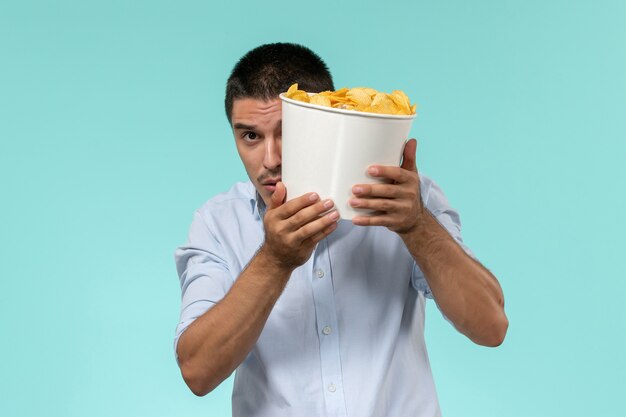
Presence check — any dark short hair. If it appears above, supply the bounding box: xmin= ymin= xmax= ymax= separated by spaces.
xmin=225 ymin=43 xmax=334 ymax=124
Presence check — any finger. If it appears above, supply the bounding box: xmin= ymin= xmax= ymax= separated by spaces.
xmin=309 ymin=221 xmax=339 ymax=244
xmin=400 ymin=139 xmax=418 ymax=172
xmin=286 ymin=198 xmax=335 ymax=230
xmin=269 ymin=182 xmax=287 ymax=210
xmin=349 ymin=197 xmax=401 ymax=213
xmin=352 ymin=214 xmax=395 ymax=228
xmin=352 ymin=183 xmax=403 ymax=199
xmin=274 ymin=189 xmax=320 ymax=219
xmin=366 ymin=165 xmax=409 ymax=183
xmin=366 ymin=139 xmax=418 ymax=182
xmin=297 ymin=209 xmax=340 ymax=241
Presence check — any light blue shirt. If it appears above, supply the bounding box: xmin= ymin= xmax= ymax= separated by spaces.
xmin=175 ymin=176 xmax=473 ymax=417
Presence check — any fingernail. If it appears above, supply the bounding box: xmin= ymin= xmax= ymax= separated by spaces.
xmin=329 ymin=211 xmax=339 ymax=220
xmin=368 ymin=166 xmax=379 ymax=175
xmin=353 ymin=186 xmax=363 ymax=195
xmin=309 ymin=193 xmax=319 ymax=202
xmin=349 ymin=198 xmax=360 ymax=207
xmin=323 ymin=199 xmax=333 ymax=209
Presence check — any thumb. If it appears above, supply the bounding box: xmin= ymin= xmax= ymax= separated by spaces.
xmin=400 ymin=139 xmax=418 ymax=172
xmin=269 ymin=181 xmax=287 ymax=210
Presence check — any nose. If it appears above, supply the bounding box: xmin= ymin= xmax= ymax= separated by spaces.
xmin=263 ymin=136 xmax=281 ymax=170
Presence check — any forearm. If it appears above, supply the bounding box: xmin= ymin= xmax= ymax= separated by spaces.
xmin=176 ymin=246 xmax=292 ymax=396
xmin=402 ymin=210 xmax=508 ymax=346
xmin=176 ymin=187 xmax=338 ymax=395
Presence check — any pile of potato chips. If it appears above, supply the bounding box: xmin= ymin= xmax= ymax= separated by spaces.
xmin=284 ymin=83 xmax=416 ymax=116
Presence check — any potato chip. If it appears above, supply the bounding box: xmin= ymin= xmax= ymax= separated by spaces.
xmin=326 ymin=87 xmax=349 ymax=97
xmin=390 ymin=90 xmax=411 ymax=114
xmin=286 ymin=83 xmax=299 ymax=95
xmin=283 ymin=83 xmax=416 ymax=116
xmin=370 ymin=93 xmax=397 ymax=114
xmin=360 ymin=87 xmax=379 ymax=97
xmin=346 ymin=88 xmax=372 ymax=107
xmin=292 ymin=92 xmax=310 ymax=102
xmin=309 ymin=94 xmax=331 ymax=107
xmin=284 ymin=84 xmax=309 ymax=102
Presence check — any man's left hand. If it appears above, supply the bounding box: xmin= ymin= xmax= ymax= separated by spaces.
xmin=350 ymin=138 xmax=424 ymax=235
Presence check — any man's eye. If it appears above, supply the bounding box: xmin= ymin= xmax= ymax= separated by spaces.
xmin=244 ymin=132 xmax=258 ymax=140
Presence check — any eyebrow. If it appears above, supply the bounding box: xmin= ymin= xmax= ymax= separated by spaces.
xmin=233 ymin=123 xmax=256 ymax=130
xmin=232 ymin=121 xmax=283 ymax=131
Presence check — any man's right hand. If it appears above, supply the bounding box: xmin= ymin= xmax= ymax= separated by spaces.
xmin=260 ymin=182 xmax=339 ymax=271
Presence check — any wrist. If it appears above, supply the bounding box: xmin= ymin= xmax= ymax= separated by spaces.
xmin=398 ymin=208 xmax=441 ymax=252
xmin=256 ymin=244 xmax=297 ymax=278
xmin=398 ymin=204 xmax=431 ymax=238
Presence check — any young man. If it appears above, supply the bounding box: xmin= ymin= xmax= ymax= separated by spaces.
xmin=174 ymin=43 xmax=508 ymax=417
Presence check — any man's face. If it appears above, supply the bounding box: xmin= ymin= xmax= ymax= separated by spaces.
xmin=231 ymin=98 xmax=282 ymax=207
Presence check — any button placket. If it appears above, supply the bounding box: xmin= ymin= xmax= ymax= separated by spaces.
xmin=310 ymin=239 xmax=347 ymax=416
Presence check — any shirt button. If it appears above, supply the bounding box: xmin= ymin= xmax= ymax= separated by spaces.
xmin=316 ymin=269 xmax=325 ymax=278
xmin=328 ymin=383 xmax=336 ymax=392
xmin=322 ymin=326 xmax=332 ymax=335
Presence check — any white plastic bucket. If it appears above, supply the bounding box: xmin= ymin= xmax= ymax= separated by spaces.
xmin=280 ymin=94 xmax=416 ymax=220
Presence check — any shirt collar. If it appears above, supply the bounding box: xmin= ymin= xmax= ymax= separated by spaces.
xmin=248 ymin=182 xmax=266 ymax=219
xmin=256 ymin=192 xmax=267 ymax=217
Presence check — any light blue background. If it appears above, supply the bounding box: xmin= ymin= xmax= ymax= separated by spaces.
xmin=1 ymin=1 xmax=625 ymax=416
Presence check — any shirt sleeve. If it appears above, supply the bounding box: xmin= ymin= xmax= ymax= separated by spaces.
xmin=410 ymin=176 xmax=476 ymax=299
xmin=173 ymin=209 xmax=234 ymax=363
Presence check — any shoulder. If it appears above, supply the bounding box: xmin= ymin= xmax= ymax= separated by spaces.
xmin=419 ymin=173 xmax=462 ymax=227
xmin=196 ymin=181 xmax=258 ymax=220
xmin=180 ymin=181 xmax=260 ymax=254
xmin=419 ymin=174 xmax=448 ymax=210
xmin=418 ymin=174 xmax=437 ymax=195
